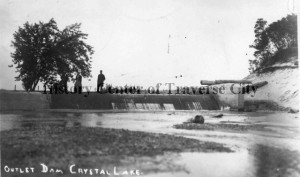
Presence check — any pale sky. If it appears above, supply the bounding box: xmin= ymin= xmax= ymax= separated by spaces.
xmin=0 ymin=0 xmax=293 ymax=90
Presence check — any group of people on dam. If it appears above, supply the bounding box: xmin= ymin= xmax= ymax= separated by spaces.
xmin=74 ymin=70 xmax=106 ymax=93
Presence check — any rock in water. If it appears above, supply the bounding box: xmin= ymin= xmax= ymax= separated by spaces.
xmin=288 ymin=109 xmax=299 ymax=113
xmin=194 ymin=115 xmax=205 ymax=124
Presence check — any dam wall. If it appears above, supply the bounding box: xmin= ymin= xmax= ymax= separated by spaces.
xmin=0 ymin=90 xmax=50 ymax=111
xmin=1 ymin=90 xmax=220 ymax=111
xmin=50 ymin=93 xmax=220 ymax=110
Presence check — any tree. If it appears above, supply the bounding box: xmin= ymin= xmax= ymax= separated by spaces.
xmin=248 ymin=18 xmax=268 ymax=72
xmin=249 ymin=14 xmax=297 ymax=73
xmin=11 ymin=18 xmax=94 ymax=91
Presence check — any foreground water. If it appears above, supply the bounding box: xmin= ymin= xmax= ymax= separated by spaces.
xmin=1 ymin=110 xmax=300 ymax=177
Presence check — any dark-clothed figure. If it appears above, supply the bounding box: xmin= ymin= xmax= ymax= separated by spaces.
xmin=58 ymin=74 xmax=68 ymax=93
xmin=74 ymin=73 xmax=82 ymax=93
xmin=97 ymin=70 xmax=105 ymax=93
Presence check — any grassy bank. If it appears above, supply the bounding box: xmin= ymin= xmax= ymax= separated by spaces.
xmin=173 ymin=122 xmax=293 ymax=132
xmin=1 ymin=126 xmax=232 ymax=176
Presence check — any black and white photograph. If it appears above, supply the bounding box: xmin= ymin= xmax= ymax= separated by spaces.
xmin=0 ymin=0 xmax=299 ymax=177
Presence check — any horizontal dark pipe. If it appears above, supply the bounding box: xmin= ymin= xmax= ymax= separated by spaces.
xmin=201 ymin=80 xmax=252 ymax=85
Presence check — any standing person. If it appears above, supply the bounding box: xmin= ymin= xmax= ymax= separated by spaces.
xmin=59 ymin=73 xmax=68 ymax=93
xmin=74 ymin=73 xmax=82 ymax=93
xmin=97 ymin=70 xmax=106 ymax=93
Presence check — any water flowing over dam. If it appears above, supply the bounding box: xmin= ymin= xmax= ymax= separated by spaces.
xmin=1 ymin=91 xmax=221 ymax=111
xmin=50 ymin=93 xmax=220 ymax=110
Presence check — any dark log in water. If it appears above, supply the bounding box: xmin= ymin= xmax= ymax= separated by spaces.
xmin=252 ymin=81 xmax=268 ymax=88
xmin=200 ymin=80 xmax=252 ymax=85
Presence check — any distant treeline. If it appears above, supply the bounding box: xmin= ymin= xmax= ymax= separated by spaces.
xmin=249 ymin=14 xmax=297 ymax=73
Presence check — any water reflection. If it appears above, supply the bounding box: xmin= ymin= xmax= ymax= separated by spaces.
xmin=148 ymin=146 xmax=300 ymax=177
xmin=0 ymin=112 xmax=104 ymax=131
xmin=150 ymin=151 xmax=254 ymax=177
xmin=250 ymin=144 xmax=300 ymax=177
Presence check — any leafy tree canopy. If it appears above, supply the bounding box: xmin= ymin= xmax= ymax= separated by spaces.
xmin=249 ymin=14 xmax=297 ymax=73
xmin=11 ymin=18 xmax=94 ymax=91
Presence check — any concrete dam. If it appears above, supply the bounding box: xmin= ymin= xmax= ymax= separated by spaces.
xmin=0 ymin=91 xmax=220 ymax=111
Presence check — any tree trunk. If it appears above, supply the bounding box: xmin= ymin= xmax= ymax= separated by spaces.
xmin=31 ymin=79 xmax=39 ymax=91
